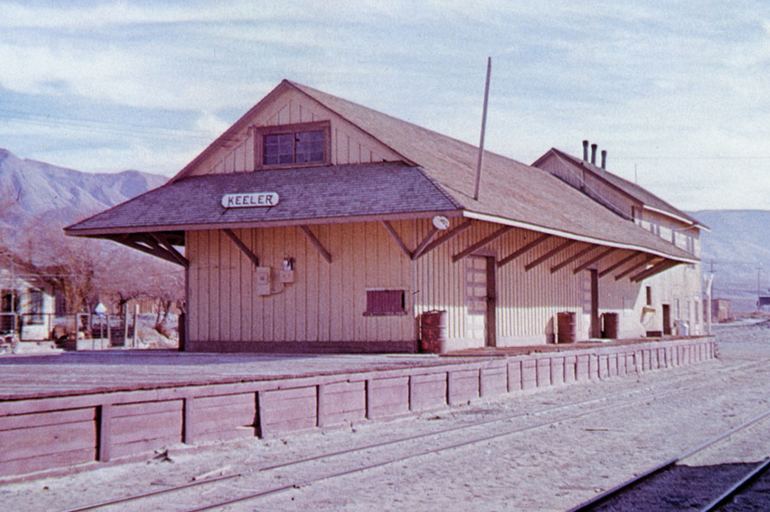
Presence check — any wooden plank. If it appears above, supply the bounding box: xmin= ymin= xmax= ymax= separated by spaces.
xmin=525 ymin=239 xmax=575 ymax=271
xmin=549 ymin=244 xmax=595 ymax=273
xmin=573 ymin=247 xmax=617 ymax=274
xmin=631 ymin=259 xmax=680 ymax=282
xmin=598 ymin=251 xmax=640 ymax=278
xmin=299 ymin=225 xmax=332 ymax=263
xmin=381 ymin=221 xmax=412 ymax=258
xmin=497 ymin=234 xmax=550 ymax=268
xmin=109 ymin=235 xmax=183 ymax=267
xmin=223 ymin=228 xmax=259 ymax=267
xmin=413 ymin=219 xmax=472 ymax=260
xmin=452 ymin=225 xmax=513 ymax=263
xmin=615 ymin=254 xmax=657 ymax=280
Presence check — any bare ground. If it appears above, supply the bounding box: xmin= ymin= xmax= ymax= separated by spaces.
xmin=2 ymin=322 xmax=769 ymax=511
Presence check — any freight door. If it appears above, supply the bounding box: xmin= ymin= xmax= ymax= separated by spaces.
xmin=465 ymin=256 xmax=496 ymax=346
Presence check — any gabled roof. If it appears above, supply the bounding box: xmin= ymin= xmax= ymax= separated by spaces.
xmin=285 ymin=81 xmax=695 ymax=261
xmin=68 ymin=79 xmax=697 ymax=263
xmin=534 ymin=147 xmax=706 ymax=228
xmin=65 ymin=163 xmax=460 ymax=235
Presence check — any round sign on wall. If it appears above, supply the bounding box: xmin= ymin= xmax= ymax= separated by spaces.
xmin=432 ymin=215 xmax=450 ymax=230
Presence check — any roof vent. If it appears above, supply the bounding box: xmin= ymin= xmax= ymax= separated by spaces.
xmin=582 ymin=140 xmax=589 ymax=162
xmin=590 ymin=143 xmax=597 ymax=165
xmin=601 ymin=150 xmax=607 ymax=170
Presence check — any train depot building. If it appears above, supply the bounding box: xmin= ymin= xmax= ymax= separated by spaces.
xmin=65 ymin=79 xmax=705 ymax=354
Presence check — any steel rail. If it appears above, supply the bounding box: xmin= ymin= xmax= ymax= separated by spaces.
xmin=698 ymin=457 xmax=770 ymax=511
xmin=187 ymin=385 xmax=714 ymax=512
xmin=566 ymin=409 xmax=770 ymax=512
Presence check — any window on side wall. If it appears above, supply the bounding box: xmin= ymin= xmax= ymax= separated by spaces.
xmin=28 ymin=288 xmax=44 ymax=325
xmin=646 ymin=286 xmax=653 ymax=306
xmin=364 ymin=289 xmax=407 ymax=316
xmin=257 ymin=121 xmax=330 ymax=169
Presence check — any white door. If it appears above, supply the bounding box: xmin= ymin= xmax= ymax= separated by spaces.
xmin=465 ymin=256 xmax=488 ymax=344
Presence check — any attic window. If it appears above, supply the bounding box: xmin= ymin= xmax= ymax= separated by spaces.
xmin=256 ymin=121 xmax=330 ymax=168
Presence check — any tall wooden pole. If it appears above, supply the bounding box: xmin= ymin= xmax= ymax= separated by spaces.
xmin=473 ymin=57 xmax=492 ymax=201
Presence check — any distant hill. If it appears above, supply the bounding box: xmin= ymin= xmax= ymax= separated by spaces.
xmin=690 ymin=209 xmax=770 ymax=312
xmin=0 ymin=147 xmax=166 ymax=249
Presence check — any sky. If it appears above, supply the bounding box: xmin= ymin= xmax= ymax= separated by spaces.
xmin=1 ymin=1 xmax=770 ymax=210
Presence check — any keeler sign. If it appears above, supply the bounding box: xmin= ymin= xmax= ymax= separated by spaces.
xmin=221 ymin=192 xmax=280 ymax=209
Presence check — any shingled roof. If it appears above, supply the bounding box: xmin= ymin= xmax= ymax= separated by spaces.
xmin=66 ymin=79 xmax=697 ymax=262
xmin=65 ymin=163 xmax=459 ymax=235
xmin=535 ymin=147 xmax=705 ymax=228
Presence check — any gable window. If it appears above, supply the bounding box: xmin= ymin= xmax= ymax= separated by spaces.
xmin=645 ymin=286 xmax=653 ymax=306
xmin=364 ymin=289 xmax=407 ymax=316
xmin=256 ymin=121 xmax=330 ymax=169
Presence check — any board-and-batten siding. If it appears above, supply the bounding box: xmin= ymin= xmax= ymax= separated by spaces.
xmin=187 ymin=218 xmax=701 ymax=350
xmin=191 ymin=88 xmax=403 ymax=177
xmin=187 ymin=221 xmax=414 ymax=345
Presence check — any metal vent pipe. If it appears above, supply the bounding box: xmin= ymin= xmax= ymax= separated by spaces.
xmin=582 ymin=140 xmax=589 ymax=161
xmin=590 ymin=143 xmax=598 ymax=165
xmin=601 ymin=150 xmax=607 ymax=169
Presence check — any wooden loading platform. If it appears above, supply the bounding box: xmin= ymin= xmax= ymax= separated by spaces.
xmin=0 ymin=336 xmax=716 ymax=480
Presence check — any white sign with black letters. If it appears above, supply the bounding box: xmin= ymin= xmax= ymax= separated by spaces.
xmin=221 ymin=192 xmax=280 ymax=209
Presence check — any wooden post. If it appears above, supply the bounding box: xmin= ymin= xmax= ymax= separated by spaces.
xmin=97 ymin=404 xmax=112 ymax=462
xmin=132 ymin=303 xmax=139 ymax=348
xmin=122 ymin=302 xmax=129 ymax=346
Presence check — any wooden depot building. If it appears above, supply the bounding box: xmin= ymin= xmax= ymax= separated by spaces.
xmin=65 ymin=80 xmax=704 ymax=353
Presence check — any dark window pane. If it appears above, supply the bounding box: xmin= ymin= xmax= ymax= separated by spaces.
xmin=28 ymin=289 xmax=44 ymax=325
xmin=263 ymin=133 xmax=295 ymax=165
xmin=296 ymin=130 xmax=325 ymax=163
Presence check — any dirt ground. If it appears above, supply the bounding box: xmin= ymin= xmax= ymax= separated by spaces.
xmin=2 ymin=321 xmax=769 ymax=512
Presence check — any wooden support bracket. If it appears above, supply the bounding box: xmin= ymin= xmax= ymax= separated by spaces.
xmin=525 ymin=239 xmax=575 ymax=271
xmin=573 ymin=247 xmax=617 ymax=274
xmin=497 ymin=234 xmax=550 ymax=268
xmin=223 ymin=228 xmax=259 ymax=267
xmin=149 ymin=233 xmax=189 ymax=268
xmin=452 ymin=225 xmax=513 ymax=263
xmin=550 ymin=244 xmax=595 ymax=273
xmin=111 ymin=234 xmax=188 ymax=267
xmin=300 ymin=225 xmax=332 ymax=263
xmin=381 ymin=221 xmax=412 ymax=258
xmin=412 ymin=219 xmax=472 ymax=260
xmin=631 ymin=259 xmax=681 ymax=282
xmin=598 ymin=251 xmax=640 ymax=278
xmin=410 ymin=227 xmax=438 ymax=260
xmin=615 ymin=254 xmax=657 ymax=281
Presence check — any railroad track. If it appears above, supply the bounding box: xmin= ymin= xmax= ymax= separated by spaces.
xmin=568 ymin=410 xmax=770 ymax=511
xmin=62 ymin=357 xmax=765 ymax=512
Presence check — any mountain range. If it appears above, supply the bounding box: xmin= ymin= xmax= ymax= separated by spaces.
xmin=0 ymin=147 xmax=166 ymax=248
xmin=0 ymin=147 xmax=765 ymax=312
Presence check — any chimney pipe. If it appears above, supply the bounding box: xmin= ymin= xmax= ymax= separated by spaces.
xmin=590 ymin=143 xmax=597 ymax=165
xmin=601 ymin=150 xmax=607 ymax=170
xmin=582 ymin=140 xmax=589 ymax=162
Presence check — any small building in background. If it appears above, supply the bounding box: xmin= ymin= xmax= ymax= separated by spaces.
xmin=0 ymin=252 xmax=56 ymax=341
xmin=711 ymin=298 xmax=732 ymax=323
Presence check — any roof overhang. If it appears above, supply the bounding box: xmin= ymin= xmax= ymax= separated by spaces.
xmin=641 ymin=205 xmax=710 ymax=231
xmin=65 ymin=209 xmax=463 ymax=239
xmin=461 ymin=210 xmax=699 ymax=264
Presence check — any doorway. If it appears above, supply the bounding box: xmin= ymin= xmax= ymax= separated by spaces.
xmin=465 ymin=256 xmax=496 ymax=347
xmin=589 ymin=269 xmax=601 ymax=338
xmin=662 ymin=304 xmax=672 ymax=335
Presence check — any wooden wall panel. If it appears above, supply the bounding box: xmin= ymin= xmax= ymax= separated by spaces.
xmin=189 ymin=88 xmax=402 ymax=177
xmin=188 ymin=221 xmax=414 ymax=345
